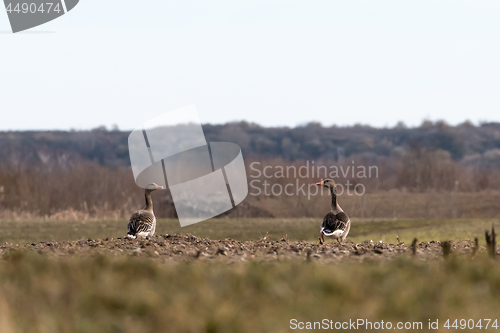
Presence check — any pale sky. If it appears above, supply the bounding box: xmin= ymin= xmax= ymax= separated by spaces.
xmin=1 ymin=0 xmax=499 ymax=130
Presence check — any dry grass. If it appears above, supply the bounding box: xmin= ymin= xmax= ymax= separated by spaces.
xmin=2 ymin=189 xmax=500 ymax=223
xmin=248 ymin=190 xmax=500 ymax=219
xmin=2 ymin=157 xmax=500 ymax=220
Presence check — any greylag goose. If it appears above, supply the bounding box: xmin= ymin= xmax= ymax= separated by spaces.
xmin=127 ymin=182 xmax=163 ymax=239
xmin=316 ymin=179 xmax=351 ymax=244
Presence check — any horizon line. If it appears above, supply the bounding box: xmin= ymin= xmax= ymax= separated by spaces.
xmin=0 ymin=118 xmax=498 ymax=132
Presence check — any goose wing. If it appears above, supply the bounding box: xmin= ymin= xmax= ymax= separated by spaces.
xmin=127 ymin=210 xmax=155 ymax=236
xmin=321 ymin=212 xmax=350 ymax=233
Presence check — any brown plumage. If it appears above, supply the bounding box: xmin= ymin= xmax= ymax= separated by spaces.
xmin=127 ymin=182 xmax=163 ymax=239
xmin=316 ymin=179 xmax=351 ymax=244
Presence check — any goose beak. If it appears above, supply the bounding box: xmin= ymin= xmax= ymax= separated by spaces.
xmin=316 ymin=181 xmax=324 ymax=186
xmin=156 ymin=185 xmax=164 ymax=190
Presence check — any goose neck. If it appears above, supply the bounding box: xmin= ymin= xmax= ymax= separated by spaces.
xmin=330 ymin=186 xmax=337 ymax=211
xmin=144 ymin=190 xmax=154 ymax=211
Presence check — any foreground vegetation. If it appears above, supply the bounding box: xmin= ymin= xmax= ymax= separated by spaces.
xmin=0 ymin=252 xmax=498 ymax=333
xmin=0 ymin=218 xmax=497 ymax=246
xmin=0 ymin=218 xmax=497 ymax=332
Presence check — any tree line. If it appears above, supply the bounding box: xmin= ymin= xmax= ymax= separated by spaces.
xmin=1 ymin=120 xmax=500 ymax=168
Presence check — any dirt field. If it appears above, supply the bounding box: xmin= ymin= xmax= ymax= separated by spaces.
xmin=1 ymin=233 xmax=494 ymax=263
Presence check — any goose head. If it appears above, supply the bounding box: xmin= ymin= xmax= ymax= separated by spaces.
xmin=145 ymin=182 xmax=164 ymax=191
xmin=316 ymin=179 xmax=337 ymax=191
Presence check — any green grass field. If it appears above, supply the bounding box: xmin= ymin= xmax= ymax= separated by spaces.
xmin=0 ymin=217 xmax=497 ymax=245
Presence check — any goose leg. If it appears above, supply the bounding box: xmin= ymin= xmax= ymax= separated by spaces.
xmin=319 ymin=232 xmax=324 ymax=245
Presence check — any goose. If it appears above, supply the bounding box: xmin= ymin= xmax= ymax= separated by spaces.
xmin=127 ymin=182 xmax=163 ymax=239
xmin=316 ymin=179 xmax=351 ymax=244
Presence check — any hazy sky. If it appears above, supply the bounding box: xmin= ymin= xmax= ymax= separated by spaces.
xmin=1 ymin=0 xmax=499 ymax=130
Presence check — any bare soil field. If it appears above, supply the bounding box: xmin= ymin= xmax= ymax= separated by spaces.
xmin=1 ymin=233 xmax=495 ymax=262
